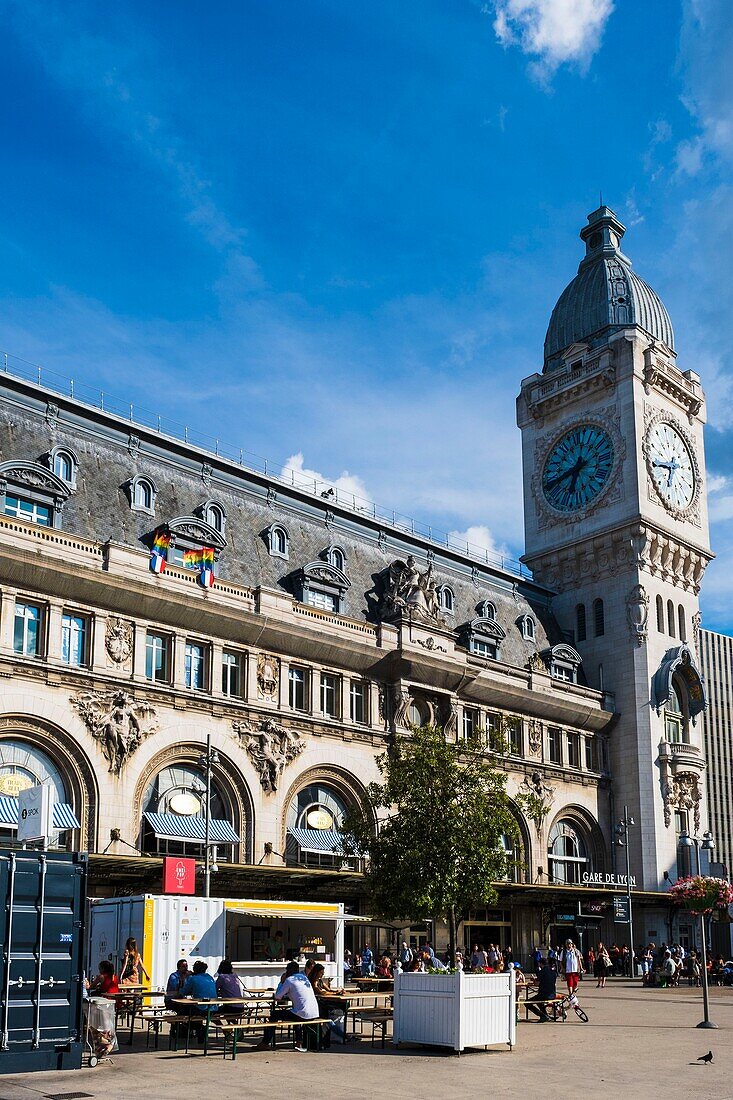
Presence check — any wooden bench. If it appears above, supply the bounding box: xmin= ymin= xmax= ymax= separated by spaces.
xmin=353 ymin=1010 xmax=392 ymax=1048
xmin=214 ymin=1017 xmax=334 ymax=1059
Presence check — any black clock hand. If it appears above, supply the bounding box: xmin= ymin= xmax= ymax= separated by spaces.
xmin=544 ymin=468 xmax=575 ymax=491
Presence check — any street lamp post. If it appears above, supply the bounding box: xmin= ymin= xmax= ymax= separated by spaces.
xmin=615 ymin=805 xmax=635 ymax=978
xmin=679 ymin=829 xmax=717 ymax=1029
xmin=199 ymin=732 xmax=220 ymax=899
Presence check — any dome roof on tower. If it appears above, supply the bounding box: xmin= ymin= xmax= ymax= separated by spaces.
xmin=543 ymin=206 xmax=674 ymax=372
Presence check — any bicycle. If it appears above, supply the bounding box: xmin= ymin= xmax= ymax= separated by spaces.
xmin=558 ymin=992 xmax=589 ymax=1022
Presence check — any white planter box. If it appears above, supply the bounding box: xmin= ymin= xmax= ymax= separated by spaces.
xmin=393 ymin=971 xmax=516 ymax=1052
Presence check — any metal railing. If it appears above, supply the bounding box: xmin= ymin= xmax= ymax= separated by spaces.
xmin=0 ymin=349 xmax=532 ymax=579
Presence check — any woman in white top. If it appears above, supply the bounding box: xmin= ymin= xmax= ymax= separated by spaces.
xmin=562 ymin=939 xmax=584 ymax=994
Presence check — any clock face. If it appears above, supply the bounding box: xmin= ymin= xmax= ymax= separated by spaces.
xmin=647 ymin=421 xmax=696 ymax=511
xmin=542 ymin=425 xmax=614 ymax=513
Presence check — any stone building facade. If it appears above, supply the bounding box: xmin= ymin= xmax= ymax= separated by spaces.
xmin=0 ymin=205 xmax=713 ymax=958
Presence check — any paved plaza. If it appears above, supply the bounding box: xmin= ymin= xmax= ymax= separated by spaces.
xmin=0 ymin=981 xmax=732 ymax=1100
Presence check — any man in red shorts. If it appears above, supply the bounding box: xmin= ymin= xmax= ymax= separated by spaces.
xmin=562 ymin=938 xmax=584 ymax=993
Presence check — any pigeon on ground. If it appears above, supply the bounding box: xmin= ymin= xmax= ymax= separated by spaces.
xmin=697 ymin=1051 xmax=714 ymax=1064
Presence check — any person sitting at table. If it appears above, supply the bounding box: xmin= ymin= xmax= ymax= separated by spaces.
xmin=164 ymin=958 xmax=189 ymax=1009
xmin=181 ymin=960 xmax=220 ymax=1043
xmin=87 ymin=960 xmax=120 ymax=997
xmin=119 ymin=937 xmax=149 ymax=986
xmin=376 ymin=954 xmax=393 ymax=979
xmin=254 ymin=961 xmax=319 ymax=1052
xmin=308 ymin=962 xmax=348 ymax=1044
xmin=527 ymin=958 xmax=557 ymax=1022
xmin=216 ymin=958 xmax=245 ymax=1020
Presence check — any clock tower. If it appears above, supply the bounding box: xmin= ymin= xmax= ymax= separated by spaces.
xmin=517 ymin=206 xmax=713 ymax=891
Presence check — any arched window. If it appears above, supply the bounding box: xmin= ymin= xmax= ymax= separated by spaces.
xmin=519 ymin=614 xmax=535 ymax=641
xmin=130 ymin=476 xmax=156 ymax=514
xmin=593 ymin=599 xmax=604 ymax=637
xmin=479 ymin=600 xmax=496 ymax=620
xmin=141 ymin=763 xmax=236 ymax=860
xmin=408 ymin=700 xmax=428 ymax=728
xmin=267 ymin=525 xmax=289 ymax=559
xmin=665 ymin=675 xmax=689 ymax=744
xmin=328 ymin=546 xmax=345 ymax=571
xmin=51 ymin=449 xmax=76 ymax=486
xmin=437 ymin=585 xmax=454 ymax=613
xmin=205 ymin=502 xmax=225 ymax=534
xmin=0 ymin=739 xmax=72 ymax=845
xmin=678 ymin=605 xmax=686 ymax=642
xmin=286 ymin=782 xmax=355 ymax=869
xmin=548 ymin=820 xmax=590 ymax=885
xmin=656 ymin=594 xmax=664 ymax=633
xmin=576 ymin=604 xmax=586 ymax=642
xmin=667 ymin=599 xmax=675 ymax=638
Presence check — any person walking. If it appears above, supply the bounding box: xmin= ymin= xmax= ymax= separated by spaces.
xmin=561 ymin=939 xmax=584 ymax=994
xmin=594 ymin=942 xmax=611 ymax=988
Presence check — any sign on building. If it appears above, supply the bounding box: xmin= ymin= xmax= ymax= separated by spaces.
xmin=17 ymin=785 xmax=54 ymax=843
xmin=582 ymin=871 xmax=636 ymax=888
xmin=163 ymin=856 xmax=196 ymax=895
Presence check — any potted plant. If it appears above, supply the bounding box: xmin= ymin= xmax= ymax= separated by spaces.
xmin=668 ymin=875 xmax=733 ymax=915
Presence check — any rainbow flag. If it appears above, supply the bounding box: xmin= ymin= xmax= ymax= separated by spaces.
xmin=182 ymin=546 xmax=214 ymax=570
xmin=150 ymin=528 xmax=171 ymax=574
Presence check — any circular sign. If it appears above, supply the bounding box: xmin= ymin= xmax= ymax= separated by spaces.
xmin=169 ymin=793 xmax=201 ymax=817
xmin=306 ymin=808 xmax=334 ymax=830
xmin=0 ymin=773 xmax=33 ymax=797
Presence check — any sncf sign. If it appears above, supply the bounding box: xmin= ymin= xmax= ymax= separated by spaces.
xmin=163 ymin=856 xmax=196 ymax=895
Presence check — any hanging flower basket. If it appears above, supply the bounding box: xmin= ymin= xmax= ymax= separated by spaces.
xmin=668 ymin=875 xmax=733 ymax=915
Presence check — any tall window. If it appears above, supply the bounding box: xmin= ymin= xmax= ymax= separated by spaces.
xmin=221 ymin=651 xmax=243 ymax=697
xmin=438 ymin=586 xmax=454 ymax=613
xmin=133 ymin=478 xmax=154 ymax=511
xmin=328 ymin=547 xmax=345 ymax=571
xmin=675 ymin=811 xmax=692 ymax=879
xmin=576 ymin=604 xmax=586 ymax=642
xmin=349 ymin=680 xmax=368 ymax=724
xmin=145 ymin=632 xmax=170 ymax=683
xmin=507 ymin=717 xmax=522 ymax=756
xmin=667 ymin=599 xmax=675 ymax=638
xmin=206 ymin=503 xmax=225 ymax=533
xmin=13 ymin=602 xmax=41 ymax=656
xmin=320 ymin=672 xmax=339 ymax=718
xmin=585 ymin=737 xmax=596 ymax=771
xmin=52 ymin=451 xmax=74 ymax=483
xmin=61 ymin=613 xmax=87 ymax=666
xmin=463 ymin=707 xmax=480 ymax=741
xmin=656 ymin=594 xmax=664 ymax=633
xmin=678 ymin=605 xmax=686 ymax=641
xmin=593 ymin=598 xmax=605 ymax=637
xmin=268 ymin=526 xmax=288 ymax=559
xmin=5 ymin=495 xmax=52 ymax=527
xmin=289 ymin=666 xmax=307 ymax=710
xmin=548 ymin=820 xmax=590 ymax=884
xmin=566 ymin=731 xmax=581 ymax=769
xmin=665 ymin=679 xmax=688 ymax=744
xmin=184 ymin=642 xmax=205 ymax=690
xmin=548 ymin=726 xmax=562 ymax=764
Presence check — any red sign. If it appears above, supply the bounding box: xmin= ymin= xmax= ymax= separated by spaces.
xmin=163 ymin=856 xmax=196 ymax=895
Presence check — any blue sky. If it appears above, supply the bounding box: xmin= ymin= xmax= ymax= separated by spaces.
xmin=1 ymin=0 xmax=732 ymax=630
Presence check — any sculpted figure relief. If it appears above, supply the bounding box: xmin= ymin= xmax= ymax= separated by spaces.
xmin=105 ymin=617 xmax=133 ymax=665
xmin=380 ymin=556 xmax=443 ymax=624
xmin=73 ymin=690 xmax=158 ymax=774
xmin=233 ymin=718 xmax=304 ymax=793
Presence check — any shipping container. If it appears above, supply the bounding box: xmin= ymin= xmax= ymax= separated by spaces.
xmin=0 ymin=850 xmax=87 ymax=1074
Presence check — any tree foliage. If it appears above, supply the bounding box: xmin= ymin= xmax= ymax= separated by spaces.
xmin=341 ymin=725 xmax=519 ymax=954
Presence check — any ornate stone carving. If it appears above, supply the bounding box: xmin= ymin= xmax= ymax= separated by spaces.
xmin=201 ymin=462 xmax=213 ymax=488
xmin=233 ymin=718 xmax=304 ymax=794
xmin=520 ymin=771 xmax=554 ymax=834
xmin=128 ymin=433 xmax=141 ymax=457
xmin=266 ymin=486 xmax=277 ymax=507
xmin=625 ymin=584 xmax=649 ymax=647
xmin=379 ymin=557 xmax=442 ymax=625
xmin=443 ymin=699 xmax=458 ymax=739
xmin=526 ymin=652 xmax=545 ymax=673
xmin=72 ymin=690 xmax=158 ymax=775
xmin=45 ymin=401 xmax=60 ymax=427
xmin=643 ymin=346 xmax=703 ymax=421
xmin=257 ymin=654 xmax=279 ymax=699
xmin=527 ymin=720 xmax=542 ymax=756
xmin=391 ymin=685 xmax=411 ymax=731
xmin=377 ymin=529 xmax=388 ymax=551
xmin=692 ymin=611 xmax=702 ymax=654
xmin=417 ymin=636 xmax=446 ymax=653
xmin=105 ymin=617 xmax=133 ymax=665
xmin=662 ymin=769 xmax=701 ymax=832
xmin=378 ymin=686 xmax=386 ymax=723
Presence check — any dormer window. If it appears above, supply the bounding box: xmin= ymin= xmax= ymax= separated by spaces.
xmin=546 ymin=644 xmax=582 ymax=684
xmin=130 ymin=476 xmax=156 ymax=515
xmin=204 ymin=501 xmax=226 ymax=535
xmin=463 ymin=615 xmax=506 ymax=661
xmin=0 ymin=461 xmax=70 ymax=529
xmin=297 ymin=561 xmax=351 ymax=615
xmin=478 ymin=600 xmax=497 ymax=620
xmin=322 ymin=545 xmax=346 ymax=572
xmin=437 ymin=585 xmax=454 ymax=614
xmin=267 ymin=524 xmax=289 ymax=560
xmin=519 ymin=614 xmax=536 ymax=642
xmin=49 ymin=447 xmax=78 ymax=489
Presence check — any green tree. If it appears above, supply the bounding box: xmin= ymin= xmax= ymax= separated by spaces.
xmin=342 ymin=724 xmax=519 ymax=966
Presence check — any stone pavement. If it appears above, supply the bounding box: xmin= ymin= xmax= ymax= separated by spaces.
xmin=0 ymin=981 xmax=732 ymax=1100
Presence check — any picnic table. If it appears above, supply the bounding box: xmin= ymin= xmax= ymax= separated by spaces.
xmin=340 ymin=990 xmax=393 ymax=1041
xmin=170 ymin=997 xmax=275 ymax=1056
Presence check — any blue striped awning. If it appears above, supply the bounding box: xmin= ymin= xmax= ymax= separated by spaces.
xmin=288 ymin=828 xmax=344 ymax=854
xmin=0 ymin=797 xmax=80 ymax=831
xmin=143 ymin=812 xmax=239 ymax=844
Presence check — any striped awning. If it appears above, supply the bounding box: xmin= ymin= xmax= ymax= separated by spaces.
xmin=288 ymin=827 xmax=344 ymax=854
xmin=143 ymin=812 xmax=239 ymax=844
xmin=0 ymin=797 xmax=80 ymax=831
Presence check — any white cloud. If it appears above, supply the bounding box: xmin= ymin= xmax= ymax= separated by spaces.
xmin=281 ymin=454 xmax=372 ymax=505
xmin=675 ymin=0 xmax=733 ymax=174
xmin=707 ymin=474 xmax=728 ymax=494
xmin=447 ymin=524 xmax=508 ymax=561
xmin=491 ymin=0 xmax=614 ymax=79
